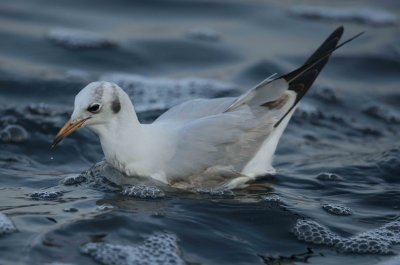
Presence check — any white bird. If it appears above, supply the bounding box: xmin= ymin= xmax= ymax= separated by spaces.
xmin=53 ymin=26 xmax=362 ymax=189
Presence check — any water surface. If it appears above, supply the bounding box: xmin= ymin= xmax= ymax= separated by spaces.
xmin=0 ymin=0 xmax=399 ymax=264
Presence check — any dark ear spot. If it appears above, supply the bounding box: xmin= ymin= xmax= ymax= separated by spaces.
xmin=111 ymin=98 xmax=121 ymax=113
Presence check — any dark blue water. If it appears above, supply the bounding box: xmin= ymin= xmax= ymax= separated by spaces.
xmin=0 ymin=0 xmax=400 ymax=264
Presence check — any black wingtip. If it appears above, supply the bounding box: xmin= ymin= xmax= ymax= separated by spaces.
xmin=273 ymin=26 xmax=363 ymax=127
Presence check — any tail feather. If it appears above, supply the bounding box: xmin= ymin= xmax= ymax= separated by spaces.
xmin=225 ymin=26 xmax=363 ymax=128
xmin=285 ymin=26 xmax=344 ymax=98
xmin=242 ymin=26 xmax=363 ymax=179
xmin=274 ymin=26 xmax=346 ymax=127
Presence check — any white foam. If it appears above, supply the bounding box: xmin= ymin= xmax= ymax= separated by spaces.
xmin=289 ymin=6 xmax=397 ymax=26
xmin=316 ymin=172 xmax=342 ymax=181
xmin=0 ymin=213 xmax=17 ymax=235
xmin=297 ymin=102 xmax=319 ymax=116
xmin=121 ymin=185 xmax=165 ymax=199
xmin=96 ymin=204 xmax=115 ymax=211
xmin=81 ymin=233 xmax=184 ymax=265
xmin=0 ymin=125 xmax=29 ymax=143
xmin=293 ymin=219 xmax=341 ymax=246
xmin=77 ymin=161 xmax=124 ymax=191
xmin=26 ymin=103 xmax=54 ymax=116
xmin=47 ymin=28 xmax=117 ymax=49
xmin=63 ymin=207 xmax=78 ymax=213
xmin=263 ymin=194 xmax=281 ymax=203
xmin=61 ymin=174 xmax=87 ymax=186
xmin=99 ymin=73 xmax=238 ymax=113
xmin=293 ymin=219 xmax=400 ymax=254
xmin=30 ymin=190 xmax=64 ymax=200
xmin=322 ymin=203 xmax=352 ymax=216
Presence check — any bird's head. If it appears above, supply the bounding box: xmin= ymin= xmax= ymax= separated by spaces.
xmin=52 ymin=81 xmax=124 ymax=148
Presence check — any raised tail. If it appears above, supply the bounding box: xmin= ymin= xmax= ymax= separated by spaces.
xmin=274 ymin=26 xmax=363 ymax=127
xmin=241 ymin=26 xmax=362 ymax=179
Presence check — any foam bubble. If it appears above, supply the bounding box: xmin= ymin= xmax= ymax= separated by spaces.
xmin=96 ymin=204 xmax=115 ymax=211
xmin=0 ymin=213 xmax=17 ymax=235
xmin=26 ymin=103 xmax=54 ymax=116
xmin=0 ymin=125 xmax=29 ymax=143
xmin=185 ymin=27 xmax=220 ymax=41
xmin=81 ymin=233 xmax=184 ymax=265
xmin=99 ymin=73 xmax=238 ymax=113
xmin=47 ymin=28 xmax=117 ymax=49
xmin=296 ymin=103 xmax=322 ymax=119
xmin=63 ymin=207 xmax=78 ymax=213
xmin=289 ymin=6 xmax=397 ymax=26
xmin=337 ymin=235 xmax=392 ymax=254
xmin=293 ymin=220 xmax=341 ymax=246
xmin=76 ymin=161 xmax=122 ymax=191
xmin=195 ymin=188 xmax=235 ymax=197
xmin=30 ymin=190 xmax=64 ymax=200
xmin=61 ymin=174 xmax=87 ymax=186
xmin=121 ymin=185 xmax=165 ymax=199
xmin=293 ymin=219 xmax=400 ymax=254
xmin=322 ymin=203 xmax=352 ymax=216
xmin=263 ymin=194 xmax=281 ymax=203
xmin=316 ymin=172 xmax=342 ymax=181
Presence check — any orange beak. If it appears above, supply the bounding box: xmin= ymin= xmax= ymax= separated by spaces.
xmin=51 ymin=117 xmax=90 ymax=148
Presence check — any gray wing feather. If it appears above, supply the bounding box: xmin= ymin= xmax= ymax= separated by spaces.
xmin=154 ymin=97 xmax=236 ymax=123
xmin=224 ymin=78 xmax=288 ymax=112
xmin=155 ymin=76 xmax=293 ymax=179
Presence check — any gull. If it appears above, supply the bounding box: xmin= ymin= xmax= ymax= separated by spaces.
xmin=52 ymin=26 xmax=362 ymax=189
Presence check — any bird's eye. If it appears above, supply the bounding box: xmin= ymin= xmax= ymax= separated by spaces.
xmin=87 ymin=103 xmax=101 ymax=113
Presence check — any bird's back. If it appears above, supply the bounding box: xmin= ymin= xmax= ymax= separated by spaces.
xmin=152 ymin=26 xmax=346 ymax=189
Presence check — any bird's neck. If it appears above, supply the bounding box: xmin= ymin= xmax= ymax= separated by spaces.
xmin=88 ymin=103 xmax=151 ymax=175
